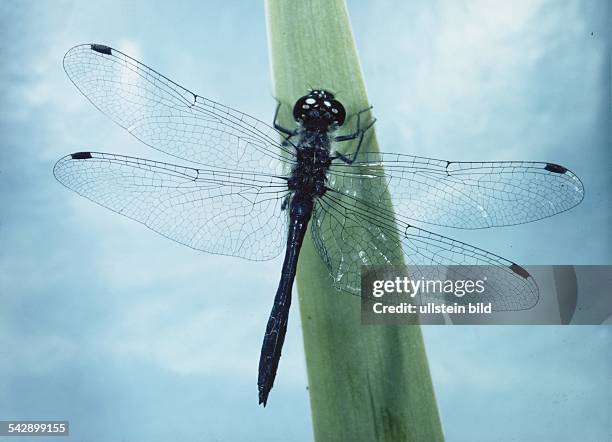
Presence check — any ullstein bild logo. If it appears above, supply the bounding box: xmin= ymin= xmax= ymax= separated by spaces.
xmin=360 ymin=265 xmax=612 ymax=325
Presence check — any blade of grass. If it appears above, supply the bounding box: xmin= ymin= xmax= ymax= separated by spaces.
xmin=265 ymin=1 xmax=444 ymax=441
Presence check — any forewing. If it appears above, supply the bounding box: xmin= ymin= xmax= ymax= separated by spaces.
xmin=312 ymin=190 xmax=538 ymax=311
xmin=54 ymin=152 xmax=289 ymax=260
xmin=327 ymin=152 xmax=584 ymax=229
xmin=63 ymin=44 xmax=294 ymax=174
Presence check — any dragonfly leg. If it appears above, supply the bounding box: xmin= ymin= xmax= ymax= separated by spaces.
xmin=273 ymin=100 xmax=297 ymax=136
xmin=332 ymin=106 xmax=376 ymax=164
xmin=334 ymin=105 xmax=374 ymax=142
xmin=344 ymin=105 xmax=374 ymax=125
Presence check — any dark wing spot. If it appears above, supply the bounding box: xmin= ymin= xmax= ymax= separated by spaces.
xmin=510 ymin=263 xmax=530 ymax=279
xmin=71 ymin=152 xmax=93 ymax=160
xmin=544 ymin=163 xmax=568 ymax=174
xmin=90 ymin=44 xmax=112 ymax=55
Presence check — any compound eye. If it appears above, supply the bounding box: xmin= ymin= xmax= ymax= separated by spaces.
xmin=293 ymin=96 xmax=310 ymax=121
xmin=330 ymin=100 xmax=346 ymax=126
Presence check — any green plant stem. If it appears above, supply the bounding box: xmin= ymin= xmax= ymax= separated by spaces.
xmin=266 ymin=1 xmax=444 ymax=440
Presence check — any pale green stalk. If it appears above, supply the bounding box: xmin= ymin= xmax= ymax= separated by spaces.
xmin=265 ymin=1 xmax=444 ymax=440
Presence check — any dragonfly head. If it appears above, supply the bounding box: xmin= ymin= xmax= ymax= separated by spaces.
xmin=293 ymin=90 xmax=346 ymax=130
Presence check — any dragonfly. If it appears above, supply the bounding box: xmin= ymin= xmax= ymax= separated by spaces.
xmin=54 ymin=43 xmax=584 ymax=406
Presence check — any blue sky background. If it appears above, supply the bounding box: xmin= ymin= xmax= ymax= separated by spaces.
xmin=0 ymin=0 xmax=610 ymax=441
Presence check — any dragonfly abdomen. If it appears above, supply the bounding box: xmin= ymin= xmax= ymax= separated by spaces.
xmin=258 ymin=192 xmax=314 ymax=406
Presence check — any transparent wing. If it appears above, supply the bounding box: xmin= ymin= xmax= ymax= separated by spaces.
xmin=327 ymin=152 xmax=584 ymax=229
xmin=63 ymin=44 xmax=295 ymax=174
xmin=54 ymin=152 xmax=289 ymax=260
xmin=312 ymin=189 xmax=538 ymax=311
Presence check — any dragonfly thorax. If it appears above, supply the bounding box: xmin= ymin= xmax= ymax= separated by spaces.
xmin=287 ymin=145 xmax=330 ymax=197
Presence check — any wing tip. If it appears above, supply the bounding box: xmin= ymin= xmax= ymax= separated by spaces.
xmin=544 ymin=162 xmax=585 ymax=207
xmin=90 ymin=44 xmax=113 ymax=55
xmin=508 ymin=264 xmax=540 ymax=311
